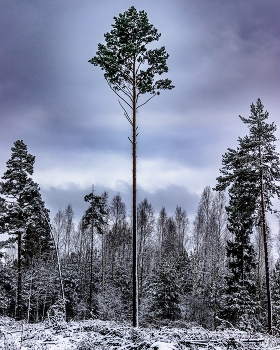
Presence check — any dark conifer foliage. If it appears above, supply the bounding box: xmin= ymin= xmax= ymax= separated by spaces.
xmin=215 ymin=99 xmax=280 ymax=331
xmin=148 ymin=260 xmax=182 ymax=322
xmin=0 ymin=140 xmax=52 ymax=319
xmin=0 ymin=141 xmax=52 ymax=260
xmin=83 ymin=191 xmax=107 ymax=234
xmin=223 ymin=184 xmax=257 ymax=327
xmin=216 ymin=146 xmax=257 ymax=326
xmin=239 ymin=100 xmax=280 ymax=331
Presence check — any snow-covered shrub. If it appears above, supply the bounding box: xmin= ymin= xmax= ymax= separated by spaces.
xmin=47 ymin=299 xmax=66 ymax=328
xmin=146 ymin=260 xmax=182 ymax=322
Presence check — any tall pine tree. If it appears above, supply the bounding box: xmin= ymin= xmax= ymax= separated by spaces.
xmin=89 ymin=6 xmax=174 ymax=326
xmin=0 ymin=140 xmax=52 ymax=320
xmin=215 ymin=99 xmax=280 ymax=331
xmin=239 ymin=99 xmax=280 ymax=331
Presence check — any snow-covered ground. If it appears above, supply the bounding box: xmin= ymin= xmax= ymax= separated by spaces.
xmin=1 ymin=316 xmax=280 ymax=349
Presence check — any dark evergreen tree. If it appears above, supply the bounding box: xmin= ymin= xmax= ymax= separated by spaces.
xmin=239 ymin=99 xmax=280 ymax=331
xmin=83 ymin=191 xmax=107 ymax=234
xmin=216 ymin=99 xmax=280 ymax=331
xmin=89 ymin=6 xmax=174 ymax=326
xmin=0 ymin=140 xmax=52 ymax=319
xmin=148 ymin=260 xmax=181 ymax=322
xmin=22 ymin=198 xmax=53 ymax=266
xmin=224 ymin=179 xmax=257 ymax=327
xmin=215 ymin=142 xmax=258 ymax=328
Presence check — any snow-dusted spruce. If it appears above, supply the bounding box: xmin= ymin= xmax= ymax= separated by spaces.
xmin=215 ymin=99 xmax=280 ymax=332
xmin=215 ymin=142 xmax=258 ymax=328
xmin=148 ymin=259 xmax=182 ymax=321
xmin=88 ymin=5 xmax=174 ymax=327
xmin=0 ymin=140 xmax=53 ymax=320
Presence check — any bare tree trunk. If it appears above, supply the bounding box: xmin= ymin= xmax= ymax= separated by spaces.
xmin=42 ymin=262 xmax=53 ymax=320
xmin=84 ymin=249 xmax=90 ymax=319
xmin=258 ymin=134 xmax=272 ymax=332
xmin=260 ymin=172 xmax=272 ymax=332
xmin=16 ymin=231 xmax=22 ymax=320
xmin=89 ymin=215 xmax=94 ymax=313
xmin=132 ymin=60 xmax=138 ymax=327
xmin=27 ymin=260 xmax=34 ymax=323
xmin=138 ymin=226 xmax=146 ymax=307
xmin=35 ymin=260 xmax=43 ymax=323
xmin=102 ymin=231 xmax=106 ymax=300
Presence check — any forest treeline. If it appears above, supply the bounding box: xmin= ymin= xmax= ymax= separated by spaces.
xmin=0 ymin=99 xmax=280 ymax=333
xmin=1 ymin=183 xmax=280 ymax=331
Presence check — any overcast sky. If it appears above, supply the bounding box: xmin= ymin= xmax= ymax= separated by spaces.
xmin=0 ymin=0 xmax=280 ymax=229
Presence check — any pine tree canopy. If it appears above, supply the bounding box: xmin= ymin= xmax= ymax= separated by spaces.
xmin=88 ymin=6 xmax=174 ymax=107
xmin=214 ymin=99 xmax=280 ymax=330
xmin=83 ymin=192 xmax=107 ymax=234
xmin=215 ymin=98 xmax=280 ymax=216
xmin=0 ymin=140 xmax=52 ymax=260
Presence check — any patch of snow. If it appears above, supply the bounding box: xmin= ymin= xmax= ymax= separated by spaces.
xmin=151 ymin=341 xmax=177 ymax=349
xmin=1 ymin=316 xmax=280 ymax=349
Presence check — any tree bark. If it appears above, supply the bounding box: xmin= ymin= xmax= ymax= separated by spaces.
xmin=16 ymin=231 xmax=22 ymax=320
xmin=132 ymin=60 xmax=138 ymax=327
xmin=102 ymin=231 xmax=106 ymax=301
xmin=260 ymin=172 xmax=272 ymax=332
xmin=258 ymin=130 xmax=272 ymax=332
xmin=89 ymin=188 xmax=95 ymax=313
